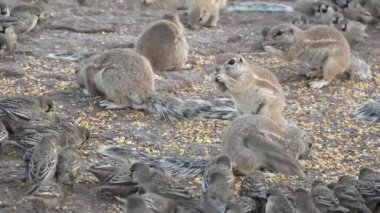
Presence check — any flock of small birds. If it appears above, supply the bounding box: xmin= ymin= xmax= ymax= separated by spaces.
xmin=0 ymin=0 xmax=379 ymax=212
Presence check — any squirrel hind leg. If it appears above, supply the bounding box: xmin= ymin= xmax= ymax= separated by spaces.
xmin=99 ymin=100 xmax=127 ymax=110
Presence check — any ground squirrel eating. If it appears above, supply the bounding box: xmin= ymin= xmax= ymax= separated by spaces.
xmin=214 ymin=53 xmax=287 ymax=127
xmin=264 ymin=23 xmax=351 ymax=89
xmin=135 ymin=13 xmax=188 ymax=71
xmin=77 ymin=48 xmax=237 ymax=120
xmin=188 ymin=0 xmax=225 ymax=30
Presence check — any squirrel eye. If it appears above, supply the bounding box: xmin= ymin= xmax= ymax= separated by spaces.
xmin=227 ymin=59 xmax=236 ymax=65
xmin=340 ymin=24 xmax=347 ymax=31
xmin=198 ymin=17 xmax=202 ymax=22
xmin=275 ymin=30 xmax=284 ymax=36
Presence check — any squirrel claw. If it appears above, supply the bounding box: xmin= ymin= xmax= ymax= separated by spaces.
xmin=99 ymin=100 xmax=126 ymax=110
xmin=309 ymin=80 xmax=329 ymax=89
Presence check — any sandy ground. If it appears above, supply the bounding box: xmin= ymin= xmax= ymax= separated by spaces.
xmin=0 ymin=0 xmax=379 ymax=212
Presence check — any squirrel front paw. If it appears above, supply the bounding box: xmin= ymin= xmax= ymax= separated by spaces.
xmin=215 ymin=73 xmax=227 ymax=83
xmin=264 ymin=45 xmax=284 ymax=56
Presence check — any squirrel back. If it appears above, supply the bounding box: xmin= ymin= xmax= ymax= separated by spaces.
xmin=221 ymin=114 xmax=311 ymax=176
xmin=135 ymin=14 xmax=188 ymax=71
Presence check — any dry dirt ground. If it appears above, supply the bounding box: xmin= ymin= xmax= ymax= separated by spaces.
xmin=0 ymin=0 xmax=379 ymax=212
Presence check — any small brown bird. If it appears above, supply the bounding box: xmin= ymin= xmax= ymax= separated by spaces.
xmin=25 ymin=180 xmax=64 ymax=213
xmin=294 ymin=188 xmax=321 ymax=213
xmin=202 ymin=155 xmax=234 ymax=192
xmin=265 ymin=188 xmax=296 ymax=213
xmin=56 ymin=148 xmax=81 ymax=192
xmin=332 ymin=182 xmax=372 ymax=213
xmin=239 ymin=171 xmax=267 ymax=211
xmin=27 ymin=136 xmax=60 ymax=184
xmin=8 ymin=118 xmax=89 ymax=149
xmin=93 ymin=164 xmax=140 ymax=198
xmin=358 ymin=167 xmax=380 ymax=182
xmin=311 ymin=180 xmax=349 ymax=213
xmin=130 ymin=162 xmax=194 ymax=205
xmin=201 ymin=172 xmax=233 ymax=213
xmin=0 ymin=95 xmax=52 ymax=114
xmin=229 ymin=196 xmax=256 ymax=213
xmin=338 ymin=175 xmax=380 ymax=211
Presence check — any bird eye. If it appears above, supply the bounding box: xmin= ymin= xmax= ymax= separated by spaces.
xmin=227 ymin=59 xmax=236 ymax=66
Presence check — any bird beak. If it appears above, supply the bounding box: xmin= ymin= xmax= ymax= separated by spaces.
xmin=259 ymin=190 xmax=267 ymax=199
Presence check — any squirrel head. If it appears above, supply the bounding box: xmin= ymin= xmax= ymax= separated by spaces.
xmin=188 ymin=6 xmax=211 ymax=30
xmin=265 ymin=23 xmax=301 ymax=51
xmin=215 ymin=54 xmax=250 ymax=81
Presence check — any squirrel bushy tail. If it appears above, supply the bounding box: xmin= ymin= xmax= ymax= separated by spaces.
xmin=353 ymin=98 xmax=380 ymax=122
xmin=46 ymin=52 xmax=96 ymax=62
xmin=97 ymin=145 xmax=208 ymax=178
xmin=131 ymin=95 xmax=238 ymax=120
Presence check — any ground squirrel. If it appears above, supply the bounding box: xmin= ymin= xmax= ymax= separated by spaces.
xmin=221 ymin=115 xmax=309 ymax=179
xmin=264 ymin=23 xmax=351 ymax=89
xmin=135 ymin=14 xmax=188 ymax=71
xmin=0 ymin=26 xmax=17 ymax=55
xmin=77 ymin=48 xmax=237 ymax=120
xmin=214 ymin=53 xmax=287 ymax=127
xmin=188 ymin=0 xmax=225 ymax=30
xmin=97 ymin=115 xmax=310 ymax=180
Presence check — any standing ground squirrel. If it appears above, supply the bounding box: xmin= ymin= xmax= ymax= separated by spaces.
xmin=76 ymin=48 xmax=237 ymax=120
xmin=188 ymin=0 xmax=225 ymax=30
xmin=214 ymin=53 xmax=287 ymax=127
xmin=135 ymin=14 xmax=188 ymax=71
xmin=264 ymin=23 xmax=351 ymax=89
xmin=0 ymin=26 xmax=17 ymax=55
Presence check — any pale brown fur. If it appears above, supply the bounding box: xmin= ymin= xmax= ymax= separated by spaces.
xmin=0 ymin=26 xmax=17 ymax=55
xmin=221 ymin=114 xmax=311 ymax=177
xmin=214 ymin=53 xmax=286 ymax=127
xmin=135 ymin=14 xmax=188 ymax=71
xmin=188 ymin=0 xmax=223 ymax=30
xmin=264 ymin=23 xmax=351 ymax=89
xmin=78 ymin=48 xmax=155 ymax=109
